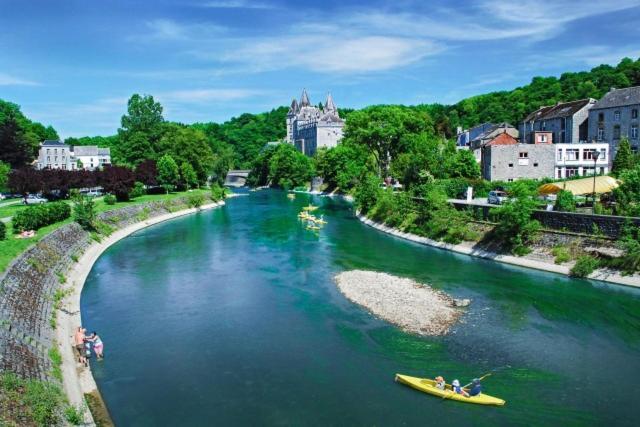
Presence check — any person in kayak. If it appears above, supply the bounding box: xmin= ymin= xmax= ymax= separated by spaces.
xmin=435 ymin=376 xmax=446 ymax=390
xmin=468 ymin=378 xmax=482 ymax=396
xmin=452 ymin=379 xmax=469 ymax=397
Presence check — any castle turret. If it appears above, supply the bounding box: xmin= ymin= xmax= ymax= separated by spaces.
xmin=300 ymin=89 xmax=311 ymax=107
xmin=286 ymin=98 xmax=299 ymax=143
xmin=324 ymin=93 xmax=337 ymax=115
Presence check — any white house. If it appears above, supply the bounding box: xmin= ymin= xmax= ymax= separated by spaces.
xmin=36 ymin=141 xmax=111 ymax=171
xmin=72 ymin=146 xmax=111 ymax=170
xmin=554 ymin=142 xmax=609 ymax=178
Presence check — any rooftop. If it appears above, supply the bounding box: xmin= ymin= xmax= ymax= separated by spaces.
xmin=538 ymin=98 xmax=594 ymax=120
xmin=41 ymin=140 xmax=68 ymax=147
xmin=592 ymin=86 xmax=640 ymax=109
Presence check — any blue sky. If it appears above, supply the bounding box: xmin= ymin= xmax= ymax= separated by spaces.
xmin=1 ymin=0 xmax=640 ymax=138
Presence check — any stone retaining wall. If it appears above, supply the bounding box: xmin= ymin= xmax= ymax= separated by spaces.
xmin=0 ymin=194 xmax=213 ymax=382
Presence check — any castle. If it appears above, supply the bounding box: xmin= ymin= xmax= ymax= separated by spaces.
xmin=286 ymin=89 xmax=345 ymax=156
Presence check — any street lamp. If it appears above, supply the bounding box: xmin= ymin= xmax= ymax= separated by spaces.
xmin=592 ymin=150 xmax=600 ymax=214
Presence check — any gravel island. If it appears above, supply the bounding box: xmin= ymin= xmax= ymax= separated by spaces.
xmin=334 ymin=270 xmax=465 ymax=336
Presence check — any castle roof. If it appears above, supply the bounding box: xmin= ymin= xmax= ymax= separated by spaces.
xmin=324 ymin=93 xmax=336 ymax=113
xmin=288 ymin=98 xmax=299 ymax=115
xmin=300 ymin=89 xmax=310 ymax=107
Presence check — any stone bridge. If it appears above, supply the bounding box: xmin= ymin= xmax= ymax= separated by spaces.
xmin=224 ymin=170 xmax=251 ymax=187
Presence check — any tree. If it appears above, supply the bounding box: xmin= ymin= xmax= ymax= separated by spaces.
xmin=0 ymin=161 xmax=10 ymax=192
xmin=135 ymin=159 xmax=158 ymax=186
xmin=315 ymin=143 xmax=372 ymax=191
xmin=8 ymin=167 xmax=42 ymax=196
xmin=554 ymin=190 xmax=576 ymax=212
xmin=0 ymin=108 xmax=38 ymax=167
xmin=343 ymin=106 xmax=434 ymax=176
xmin=120 ymin=94 xmax=164 ymax=136
xmin=446 ymin=148 xmax=481 ymax=179
xmin=612 ymin=138 xmax=635 ymax=176
xmin=158 ymin=126 xmax=214 ymax=184
xmin=493 ymin=181 xmax=540 ymax=255
xmin=157 ymin=154 xmax=180 ymax=193
xmin=613 ymin=164 xmax=640 ymax=216
xmin=267 ymin=144 xmax=314 ymax=189
xmin=180 ymin=162 xmax=198 ymax=189
xmin=119 ymin=131 xmax=155 ymax=166
xmin=99 ymin=165 xmax=135 ymax=201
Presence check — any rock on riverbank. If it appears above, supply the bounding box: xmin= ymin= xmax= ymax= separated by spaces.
xmin=334 ymin=270 xmax=465 ymax=336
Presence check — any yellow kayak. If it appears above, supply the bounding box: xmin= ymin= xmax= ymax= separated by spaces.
xmin=302 ymin=205 xmax=319 ymax=212
xmin=395 ymin=374 xmax=505 ymax=406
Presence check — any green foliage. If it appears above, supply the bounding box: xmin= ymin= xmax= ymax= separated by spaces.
xmin=612 ymin=138 xmax=636 ymax=176
xmin=354 ymin=173 xmax=382 ymax=214
xmin=570 ymin=255 xmax=599 ymax=278
xmin=613 ymin=164 xmax=640 ymax=216
xmin=130 ymin=181 xmax=146 ymax=198
xmin=158 ymin=126 xmax=214 ymax=185
xmin=603 ymin=224 xmax=640 ymax=275
xmin=73 ymin=194 xmax=96 ymax=230
xmin=314 ymin=143 xmax=371 ymax=191
xmin=210 ymin=183 xmax=226 ymax=201
xmin=554 ymin=190 xmax=576 ymax=212
xmin=187 ymin=192 xmax=205 ymax=208
xmin=344 ymin=105 xmax=435 ymax=175
xmin=157 ymin=154 xmax=180 ymax=193
xmin=0 ymin=373 xmax=67 ymax=426
xmin=0 ymin=160 xmax=10 ymax=191
xmin=267 ymin=144 xmax=314 ymax=189
xmin=12 ymin=201 xmax=71 ymax=232
xmin=180 ymin=162 xmax=198 ymax=189
xmin=0 ymin=221 xmax=5 ymax=240
xmin=493 ymin=182 xmax=540 ymax=255
xmin=551 ymin=246 xmax=571 ymax=264
xmin=445 ymin=148 xmax=481 ymax=179
xmin=48 ymin=347 xmax=62 ymax=382
xmin=94 ymin=220 xmax=115 ymax=236
xmin=64 ymin=405 xmax=85 ymax=425
xmin=103 ymin=194 xmax=117 ymax=205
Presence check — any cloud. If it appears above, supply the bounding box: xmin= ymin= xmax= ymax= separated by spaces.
xmin=141 ymin=19 xmax=226 ymax=41
xmin=0 ymin=73 xmax=40 ymax=86
xmin=157 ymin=88 xmax=265 ymax=103
xmin=551 ymin=45 xmax=640 ymax=67
xmin=198 ymin=0 xmax=275 ymax=9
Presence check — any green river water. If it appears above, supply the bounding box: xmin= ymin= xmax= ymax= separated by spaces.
xmin=81 ymin=190 xmax=640 ymax=426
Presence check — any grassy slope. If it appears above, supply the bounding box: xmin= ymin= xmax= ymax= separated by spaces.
xmin=0 ymin=190 xmax=208 ymax=273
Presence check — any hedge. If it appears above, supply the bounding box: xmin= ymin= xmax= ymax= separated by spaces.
xmin=0 ymin=221 xmax=6 ymax=240
xmin=12 ymin=201 xmax=71 ymax=232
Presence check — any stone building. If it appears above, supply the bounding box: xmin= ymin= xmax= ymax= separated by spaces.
xmin=286 ymin=89 xmax=344 ymax=156
xmin=481 ymin=132 xmax=554 ymax=181
xmin=588 ymin=86 xmax=640 ymax=159
xmin=455 ymin=122 xmax=494 ymax=147
xmin=519 ymin=98 xmax=595 ymax=145
xmin=469 ymin=123 xmax=519 ymax=162
xmin=36 ymin=140 xmax=111 ymax=171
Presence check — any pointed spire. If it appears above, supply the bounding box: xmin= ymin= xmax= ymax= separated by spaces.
xmin=324 ymin=92 xmax=336 ymax=113
xmin=288 ymin=98 xmax=299 ymax=115
xmin=300 ymin=88 xmax=310 ymax=107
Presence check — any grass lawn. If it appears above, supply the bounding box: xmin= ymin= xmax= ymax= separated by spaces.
xmin=0 ymin=190 xmax=209 ymax=273
xmin=0 ymin=203 xmax=28 ymax=219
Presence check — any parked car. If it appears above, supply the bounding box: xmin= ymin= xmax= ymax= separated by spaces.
xmin=487 ymin=190 xmax=509 ymax=205
xmin=23 ymin=194 xmax=48 ymax=204
xmin=0 ymin=194 xmax=5 ymax=201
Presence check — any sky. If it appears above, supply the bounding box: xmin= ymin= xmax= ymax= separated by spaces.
xmin=1 ymin=0 xmax=640 ymax=138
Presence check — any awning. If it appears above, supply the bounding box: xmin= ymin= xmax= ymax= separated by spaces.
xmin=538 ymin=175 xmax=620 ymax=196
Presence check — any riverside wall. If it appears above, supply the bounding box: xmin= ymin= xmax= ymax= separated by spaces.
xmin=0 ymin=194 xmax=224 ymax=425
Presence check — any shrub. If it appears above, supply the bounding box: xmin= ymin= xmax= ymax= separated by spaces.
xmin=187 ymin=193 xmax=205 ymax=208
xmin=73 ymin=195 xmax=96 ymax=230
xmin=493 ymin=182 xmax=540 ymax=255
xmin=64 ymin=405 xmax=85 ymax=425
xmin=99 ymin=165 xmax=135 ymax=201
xmin=103 ymin=194 xmax=117 ymax=205
xmin=130 ymin=181 xmax=146 ymax=198
xmin=551 ymin=246 xmax=571 ymax=264
xmin=0 ymin=221 xmax=5 ymax=240
xmin=12 ymin=201 xmax=71 ymax=232
xmin=570 ymin=255 xmax=599 ymax=277
xmin=210 ymin=183 xmax=226 ymax=201
xmin=354 ymin=174 xmax=381 ymax=214
xmin=554 ymin=190 xmax=576 ymax=212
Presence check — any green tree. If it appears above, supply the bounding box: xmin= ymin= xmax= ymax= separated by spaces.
xmin=315 ymin=143 xmax=371 ymax=191
xmin=0 ymin=160 xmax=10 ymax=192
xmin=119 ymin=131 xmax=155 ymax=166
xmin=268 ymin=144 xmax=314 ymax=189
xmin=446 ymin=148 xmax=481 ymax=179
xmin=493 ymin=181 xmax=540 ymax=255
xmin=0 ymin=106 xmax=39 ymax=167
xmin=613 ymin=164 xmax=640 ymax=216
xmin=157 ymin=154 xmax=180 ymax=193
xmin=180 ymin=162 xmax=198 ymax=189
xmin=158 ymin=126 xmax=214 ymax=184
xmin=612 ymin=138 xmax=636 ymax=176
xmin=343 ymin=106 xmax=434 ymax=176
xmin=554 ymin=190 xmax=576 ymax=212
xmin=120 ymin=94 xmax=164 ymax=136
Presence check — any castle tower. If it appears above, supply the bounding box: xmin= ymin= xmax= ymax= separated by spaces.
xmin=286 ymin=98 xmax=299 ymax=143
xmin=300 ymin=89 xmax=310 ymax=107
xmin=324 ymin=93 xmax=337 ymax=115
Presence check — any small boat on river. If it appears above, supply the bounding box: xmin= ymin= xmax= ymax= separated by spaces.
xmin=302 ymin=204 xmax=319 ymax=212
xmin=395 ymin=374 xmax=505 ymax=406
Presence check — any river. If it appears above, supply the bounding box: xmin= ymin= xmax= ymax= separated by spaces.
xmin=81 ymin=190 xmax=640 ymax=426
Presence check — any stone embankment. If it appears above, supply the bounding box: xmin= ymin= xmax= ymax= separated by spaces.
xmin=334 ymin=270 xmax=465 ymax=336
xmin=0 ymin=194 xmax=225 ymax=425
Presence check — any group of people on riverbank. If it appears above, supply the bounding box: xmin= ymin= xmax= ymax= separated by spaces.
xmin=435 ymin=376 xmax=482 ymax=397
xmin=74 ymin=326 xmax=104 ymax=366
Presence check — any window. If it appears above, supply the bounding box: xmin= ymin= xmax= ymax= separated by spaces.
xmin=597 ymin=127 xmax=604 ymax=140
xmin=614 ymin=125 xmax=621 ymax=139
xmin=600 ymin=167 xmax=605 ymax=174
xmin=566 ymin=149 xmax=579 ymax=160
xmin=633 ymin=109 xmax=639 ymax=119
xmin=519 ymin=152 xmax=528 ymax=158
xmin=508 ymin=163 xmax=513 ymax=168
xmin=541 ymin=121 xmax=546 ymax=131
xmin=614 ymin=111 xmax=621 ymax=121
xmin=47 ymin=156 xmax=50 ymax=161
xmin=598 ymin=112 xmax=604 ymax=122
xmin=583 ymin=167 xmax=595 ymax=176
xmin=46 ymin=149 xmax=50 ymax=154
xmin=540 ymin=134 xmax=547 ymax=143
xmin=54 ymin=149 xmax=58 ymax=154
xmin=600 ymin=148 xmax=607 ymax=160
xmin=583 ymin=149 xmax=597 ymax=160
xmin=632 ymin=125 xmax=639 ymax=139
xmin=557 ymin=169 xmax=562 ymax=178
xmin=507 ymin=178 xmax=514 ymax=182
xmin=557 ymin=149 xmax=563 ymax=160
xmin=534 ymin=163 xmax=539 ymax=167
xmin=566 ymin=167 xmax=578 ymax=177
